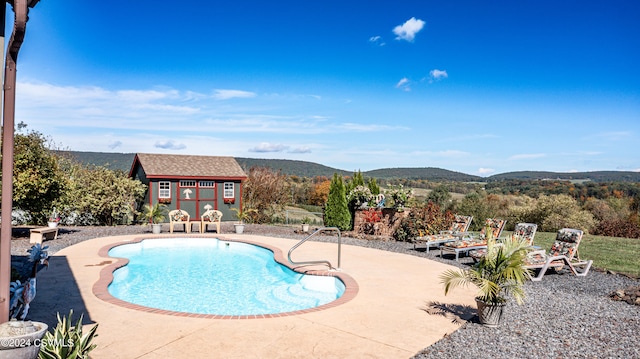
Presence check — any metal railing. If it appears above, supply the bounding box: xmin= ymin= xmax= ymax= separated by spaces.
xmin=288 ymin=227 xmax=341 ymax=270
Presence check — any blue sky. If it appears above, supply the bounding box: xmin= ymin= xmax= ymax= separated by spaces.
xmin=7 ymin=0 xmax=640 ymax=175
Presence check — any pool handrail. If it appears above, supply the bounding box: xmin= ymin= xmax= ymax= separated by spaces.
xmin=288 ymin=227 xmax=342 ymax=270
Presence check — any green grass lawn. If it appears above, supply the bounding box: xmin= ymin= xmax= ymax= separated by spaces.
xmin=502 ymin=231 xmax=640 ymax=278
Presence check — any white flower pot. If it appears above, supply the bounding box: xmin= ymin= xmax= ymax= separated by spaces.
xmin=234 ymin=224 xmax=245 ymax=234
xmin=302 ymin=224 xmax=309 ymax=232
xmin=47 ymin=222 xmax=58 ymax=228
xmin=151 ymin=223 xmax=162 ymax=234
xmin=0 ymin=320 xmax=48 ymax=359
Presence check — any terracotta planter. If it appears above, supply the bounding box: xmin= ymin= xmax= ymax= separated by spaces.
xmin=475 ymin=298 xmax=506 ymax=327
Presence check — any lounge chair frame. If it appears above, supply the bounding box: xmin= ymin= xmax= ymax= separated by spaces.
xmin=412 ymin=215 xmax=472 ymax=252
xmin=469 ymin=222 xmax=538 ymax=261
xmin=524 ymin=228 xmax=593 ymax=281
xmin=439 ymin=218 xmax=506 ymax=261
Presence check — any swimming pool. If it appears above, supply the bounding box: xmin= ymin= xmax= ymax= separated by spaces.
xmin=107 ymin=237 xmax=345 ymax=316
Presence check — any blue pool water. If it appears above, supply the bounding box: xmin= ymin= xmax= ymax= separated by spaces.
xmin=108 ymin=238 xmax=345 ymax=315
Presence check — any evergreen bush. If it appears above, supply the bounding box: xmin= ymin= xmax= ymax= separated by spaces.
xmin=324 ymin=173 xmax=351 ymax=230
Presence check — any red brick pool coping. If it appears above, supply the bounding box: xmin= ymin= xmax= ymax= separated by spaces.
xmin=92 ymin=234 xmax=359 ymax=319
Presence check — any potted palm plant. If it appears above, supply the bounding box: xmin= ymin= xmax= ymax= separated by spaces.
xmin=439 ymin=236 xmax=532 ymax=327
xmin=141 ymin=203 xmax=167 ymax=234
xmin=230 ymin=206 xmax=256 ymax=234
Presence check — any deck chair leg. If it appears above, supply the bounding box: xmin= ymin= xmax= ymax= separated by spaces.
xmin=568 ymin=260 xmax=593 ymax=277
xmin=530 ymin=258 xmax=559 ymax=282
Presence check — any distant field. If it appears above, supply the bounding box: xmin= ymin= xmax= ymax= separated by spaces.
xmin=410 ymin=188 xmax=466 ymax=201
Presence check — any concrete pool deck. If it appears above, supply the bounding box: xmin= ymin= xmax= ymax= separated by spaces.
xmin=31 ymin=233 xmax=477 ymax=358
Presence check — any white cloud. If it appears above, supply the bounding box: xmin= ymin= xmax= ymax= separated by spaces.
xmin=369 ymin=35 xmax=385 ymax=46
xmin=155 ymin=140 xmax=187 ymax=150
xmin=395 ymin=77 xmax=411 ymax=91
xmin=588 ymin=131 xmax=632 ymax=141
xmin=393 ymin=17 xmax=425 ymax=42
xmin=429 ymin=69 xmax=448 ymax=81
xmin=212 ymin=89 xmax=256 ymax=100
xmin=338 ymin=122 xmax=408 ymax=132
xmin=509 ymin=153 xmax=546 ymax=160
xmin=289 ymin=146 xmax=312 ymax=154
xmin=478 ymin=168 xmax=495 ymax=175
xmin=108 ymin=141 xmax=123 ymax=149
xmin=249 ymin=142 xmax=289 ymax=153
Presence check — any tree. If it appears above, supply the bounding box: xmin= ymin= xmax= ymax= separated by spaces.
xmin=242 ymin=167 xmax=290 ymax=223
xmin=309 ymin=180 xmax=331 ymax=206
xmin=2 ymin=127 xmax=68 ymax=224
xmin=324 ymin=173 xmax=351 ymax=230
xmin=60 ymin=164 xmax=147 ymax=225
xmin=427 ymin=184 xmax=451 ymax=208
xmin=526 ymin=194 xmax=596 ymax=233
xmin=457 ymin=192 xmax=492 ymax=231
xmin=367 ymin=177 xmax=380 ymax=196
xmin=346 ymin=170 xmax=365 ymax=193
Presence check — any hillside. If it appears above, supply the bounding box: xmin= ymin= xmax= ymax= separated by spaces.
xmin=234 ymin=157 xmax=350 ymax=178
xmin=487 ymin=171 xmax=640 ymax=183
xmin=363 ymin=167 xmax=482 ymax=181
xmin=57 ymin=151 xmax=136 ymax=172
xmin=59 ymin=151 xmax=640 ymax=183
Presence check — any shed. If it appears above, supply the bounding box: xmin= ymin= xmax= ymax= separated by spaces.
xmin=129 ymin=153 xmax=247 ymax=221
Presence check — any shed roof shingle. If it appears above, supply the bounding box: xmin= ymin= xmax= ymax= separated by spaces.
xmin=133 ymin=153 xmax=247 ymax=178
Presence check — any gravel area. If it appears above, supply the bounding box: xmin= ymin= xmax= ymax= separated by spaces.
xmin=10 ymin=224 xmax=640 ymax=358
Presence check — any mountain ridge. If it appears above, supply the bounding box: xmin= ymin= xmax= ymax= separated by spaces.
xmin=57 ymin=151 xmax=640 ymax=183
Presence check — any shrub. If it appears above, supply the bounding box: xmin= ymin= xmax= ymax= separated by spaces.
xmin=359 ymin=208 xmax=382 ymax=235
xmin=386 ymin=184 xmax=413 ymax=211
xmin=242 ymin=167 xmax=291 ymax=223
xmin=593 ymin=215 xmax=640 ymax=238
xmin=393 ymin=203 xmax=454 ymax=242
xmin=324 ymin=173 xmax=351 ymax=230
xmin=527 ymin=194 xmax=596 ymax=233
xmin=347 ymin=185 xmax=374 ymax=210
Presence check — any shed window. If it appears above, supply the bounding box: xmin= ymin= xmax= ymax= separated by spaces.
xmin=180 ymin=180 xmax=196 ymax=187
xmin=199 ymin=181 xmax=215 ymax=188
xmin=159 ymin=181 xmax=171 ymax=198
xmin=223 ymin=182 xmax=234 ymax=198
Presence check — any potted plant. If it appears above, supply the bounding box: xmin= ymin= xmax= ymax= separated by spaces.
xmin=141 ymin=203 xmax=167 ymax=234
xmin=301 ymin=216 xmax=311 ymax=233
xmin=47 ymin=207 xmax=60 ymax=228
xmin=439 ymin=236 xmax=532 ymax=327
xmin=230 ymin=206 xmax=256 ymax=234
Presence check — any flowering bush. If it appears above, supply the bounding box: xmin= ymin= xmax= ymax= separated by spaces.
xmin=347 ymin=186 xmax=374 ymax=210
xmin=385 ymin=184 xmax=413 ymax=211
xmin=362 ymin=208 xmax=382 ymax=223
xmin=393 ymin=203 xmax=454 ymax=242
xmin=48 ymin=208 xmax=60 ymax=223
xmin=360 ymin=208 xmax=382 ymax=235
